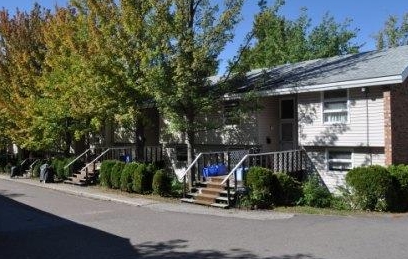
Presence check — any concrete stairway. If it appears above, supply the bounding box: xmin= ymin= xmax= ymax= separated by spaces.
xmin=181 ymin=176 xmax=235 ymax=209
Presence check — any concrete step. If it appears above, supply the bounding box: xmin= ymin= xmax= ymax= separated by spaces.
xmin=180 ymin=198 xmax=229 ymax=209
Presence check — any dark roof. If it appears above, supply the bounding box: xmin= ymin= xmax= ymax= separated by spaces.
xmin=221 ymin=45 xmax=408 ymax=96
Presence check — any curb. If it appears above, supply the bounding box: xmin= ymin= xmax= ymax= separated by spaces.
xmin=0 ymin=174 xmax=294 ymax=220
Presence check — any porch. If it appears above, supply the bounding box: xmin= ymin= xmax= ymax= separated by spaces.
xmin=180 ymin=148 xmax=317 ymax=208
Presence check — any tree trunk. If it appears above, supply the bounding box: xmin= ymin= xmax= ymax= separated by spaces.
xmin=135 ymin=117 xmax=145 ymax=162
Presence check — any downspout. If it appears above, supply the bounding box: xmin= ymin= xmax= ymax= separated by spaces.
xmin=362 ymin=87 xmax=372 ymax=165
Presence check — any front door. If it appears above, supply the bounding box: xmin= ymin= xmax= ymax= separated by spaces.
xmin=280 ymin=98 xmax=296 ymax=150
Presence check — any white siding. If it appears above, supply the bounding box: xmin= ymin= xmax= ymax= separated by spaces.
xmin=298 ymin=86 xmax=385 ymax=147
xmin=257 ymin=97 xmax=280 ymax=152
xmin=307 ymin=147 xmax=385 ymax=193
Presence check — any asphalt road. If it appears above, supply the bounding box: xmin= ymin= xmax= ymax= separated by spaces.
xmin=1 ymin=179 xmax=408 ymax=259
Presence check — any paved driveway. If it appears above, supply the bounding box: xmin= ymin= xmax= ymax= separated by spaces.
xmin=1 ymin=178 xmax=407 ymax=259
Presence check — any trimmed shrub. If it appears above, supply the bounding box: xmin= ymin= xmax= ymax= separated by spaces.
xmin=51 ymin=158 xmax=66 ymax=180
xmin=274 ymin=173 xmax=303 ymax=206
xmin=152 ymin=169 xmax=172 ymax=196
xmin=388 ymin=164 xmax=408 ymax=211
xmin=110 ymin=161 xmax=126 ymax=189
xmin=99 ymin=160 xmax=118 ymax=188
xmin=120 ymin=163 xmax=139 ymax=192
xmin=32 ymin=160 xmax=43 ymax=177
xmin=345 ymin=165 xmax=396 ymax=211
xmin=245 ymin=167 xmax=277 ymax=209
xmin=299 ymin=176 xmax=332 ymax=208
xmin=132 ymin=163 xmax=154 ymax=194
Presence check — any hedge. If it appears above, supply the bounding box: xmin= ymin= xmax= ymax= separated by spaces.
xmin=152 ymin=169 xmax=172 ymax=196
xmin=132 ymin=163 xmax=154 ymax=194
xmin=120 ymin=163 xmax=139 ymax=192
xmin=345 ymin=165 xmax=397 ymax=211
xmin=110 ymin=161 xmax=126 ymax=189
xmin=99 ymin=160 xmax=118 ymax=188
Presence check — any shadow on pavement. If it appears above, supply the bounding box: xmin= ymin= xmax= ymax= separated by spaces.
xmin=0 ymin=194 xmax=323 ymax=259
xmin=134 ymin=239 xmax=324 ymax=259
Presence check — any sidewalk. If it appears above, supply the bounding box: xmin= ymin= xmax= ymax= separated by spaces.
xmin=0 ymin=173 xmax=294 ymax=220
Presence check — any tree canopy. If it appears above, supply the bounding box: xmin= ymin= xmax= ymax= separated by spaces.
xmin=238 ymin=0 xmax=360 ymax=70
xmin=375 ymin=13 xmax=408 ymax=50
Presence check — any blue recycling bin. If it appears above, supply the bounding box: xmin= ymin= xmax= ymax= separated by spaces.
xmin=202 ymin=163 xmax=227 ymax=178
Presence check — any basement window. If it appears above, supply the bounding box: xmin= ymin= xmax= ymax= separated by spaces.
xmin=327 ymin=150 xmax=352 ymax=171
xmin=322 ymin=89 xmax=349 ymax=124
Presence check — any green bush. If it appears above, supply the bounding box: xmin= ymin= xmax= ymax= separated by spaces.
xmin=110 ymin=161 xmax=125 ymax=189
xmin=51 ymin=158 xmax=66 ymax=180
xmin=299 ymin=176 xmax=332 ymax=208
xmin=32 ymin=160 xmax=44 ymax=177
xmin=388 ymin=164 xmax=408 ymax=211
xmin=171 ymin=177 xmax=184 ymax=197
xmin=245 ymin=167 xmax=277 ymax=209
xmin=99 ymin=160 xmax=118 ymax=188
xmin=120 ymin=163 xmax=139 ymax=192
xmin=274 ymin=173 xmax=303 ymax=206
xmin=345 ymin=165 xmax=396 ymax=211
xmin=132 ymin=163 xmax=154 ymax=194
xmin=152 ymin=169 xmax=172 ymax=196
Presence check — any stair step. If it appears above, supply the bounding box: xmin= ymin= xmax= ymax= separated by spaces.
xmin=208 ymin=176 xmax=226 ymax=184
xmin=180 ymin=198 xmax=229 ymax=209
xmin=201 ymin=187 xmax=225 ymax=195
xmin=195 ymin=193 xmax=218 ymax=203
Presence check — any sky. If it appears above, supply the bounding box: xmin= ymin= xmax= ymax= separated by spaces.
xmin=1 ymin=0 xmax=408 ymax=74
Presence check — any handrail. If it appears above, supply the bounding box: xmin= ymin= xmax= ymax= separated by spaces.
xmin=63 ymin=148 xmax=91 ymax=169
xmin=221 ymin=154 xmax=249 ymax=185
xmin=220 ymin=149 xmax=302 ymax=185
xmin=29 ymin=159 xmax=40 ymax=169
xmin=179 ymin=153 xmax=204 ymax=180
xmin=81 ymin=148 xmax=112 ymax=171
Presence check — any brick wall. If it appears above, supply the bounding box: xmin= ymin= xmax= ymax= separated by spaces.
xmin=384 ymin=80 xmax=408 ymax=165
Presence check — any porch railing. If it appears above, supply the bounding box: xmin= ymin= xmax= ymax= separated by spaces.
xmin=220 ymin=149 xmax=319 ymax=206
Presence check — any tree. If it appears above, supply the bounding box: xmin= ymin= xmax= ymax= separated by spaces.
xmin=239 ymin=0 xmax=360 ymax=70
xmin=375 ymin=13 xmax=408 ymax=50
xmin=0 ymin=4 xmax=51 ymax=151
xmin=144 ymin=0 xmax=244 ymax=168
xmin=39 ymin=0 xmax=154 ymax=156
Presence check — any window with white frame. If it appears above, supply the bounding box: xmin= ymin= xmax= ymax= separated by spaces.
xmin=327 ymin=150 xmax=352 ymax=171
xmin=322 ymin=89 xmax=348 ymax=123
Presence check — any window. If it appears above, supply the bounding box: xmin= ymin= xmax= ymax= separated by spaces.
xmin=327 ymin=150 xmax=352 ymax=171
xmin=224 ymin=100 xmax=240 ymax=125
xmin=322 ymin=89 xmax=348 ymax=123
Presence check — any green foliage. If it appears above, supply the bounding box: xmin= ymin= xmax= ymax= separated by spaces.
xmin=170 ymin=177 xmax=184 ymax=197
xmin=239 ymin=1 xmax=359 ymax=70
xmin=31 ymin=160 xmax=47 ymax=178
xmin=345 ymin=165 xmax=396 ymax=211
xmin=299 ymin=176 xmax=332 ymax=208
xmin=132 ymin=163 xmax=154 ymax=194
xmin=274 ymin=173 xmax=303 ymax=206
xmin=110 ymin=161 xmax=126 ymax=189
xmin=245 ymin=167 xmax=276 ymax=209
xmin=120 ymin=163 xmax=139 ymax=192
xmin=51 ymin=157 xmax=67 ymax=180
xmin=99 ymin=160 xmax=118 ymax=188
xmin=152 ymin=169 xmax=172 ymax=196
xmin=388 ymin=164 xmax=408 ymax=211
xmin=375 ymin=13 xmax=408 ymax=49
